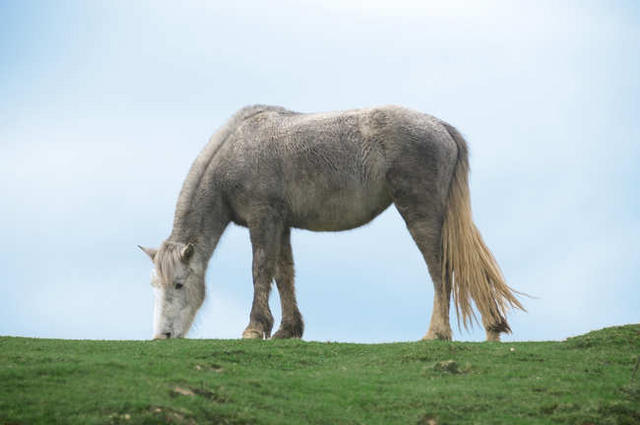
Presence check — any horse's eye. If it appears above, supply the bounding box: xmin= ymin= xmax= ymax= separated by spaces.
xmin=175 ymin=283 xmax=184 ymax=290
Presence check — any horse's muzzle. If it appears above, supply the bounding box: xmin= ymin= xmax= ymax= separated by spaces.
xmin=153 ymin=332 xmax=172 ymax=340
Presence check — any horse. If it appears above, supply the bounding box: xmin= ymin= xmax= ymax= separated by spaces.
xmin=139 ymin=105 xmax=523 ymax=342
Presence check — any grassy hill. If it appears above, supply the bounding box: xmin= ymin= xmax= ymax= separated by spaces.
xmin=1 ymin=325 xmax=639 ymax=425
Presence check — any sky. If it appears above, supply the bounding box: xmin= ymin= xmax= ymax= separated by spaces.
xmin=1 ymin=0 xmax=638 ymax=342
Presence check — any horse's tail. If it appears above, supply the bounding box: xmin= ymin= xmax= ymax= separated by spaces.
xmin=440 ymin=123 xmax=524 ymax=332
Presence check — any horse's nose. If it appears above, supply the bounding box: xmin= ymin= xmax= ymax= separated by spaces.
xmin=153 ymin=332 xmax=171 ymax=340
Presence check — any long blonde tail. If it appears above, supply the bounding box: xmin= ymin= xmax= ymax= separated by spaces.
xmin=441 ymin=123 xmax=524 ymax=332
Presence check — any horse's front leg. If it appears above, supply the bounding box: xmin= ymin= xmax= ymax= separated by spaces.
xmin=272 ymin=228 xmax=304 ymax=339
xmin=242 ymin=213 xmax=282 ymax=339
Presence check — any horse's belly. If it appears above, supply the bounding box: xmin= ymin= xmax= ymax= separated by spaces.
xmin=287 ymin=182 xmax=392 ymax=231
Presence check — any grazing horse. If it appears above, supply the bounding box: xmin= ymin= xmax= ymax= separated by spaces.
xmin=139 ymin=105 xmax=523 ymax=342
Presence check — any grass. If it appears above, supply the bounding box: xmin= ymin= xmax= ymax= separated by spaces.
xmin=1 ymin=325 xmax=639 ymax=425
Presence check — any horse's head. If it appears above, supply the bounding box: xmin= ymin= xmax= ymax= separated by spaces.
xmin=139 ymin=242 xmax=205 ymax=339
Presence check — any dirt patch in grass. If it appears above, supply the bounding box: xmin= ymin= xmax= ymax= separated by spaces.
xmin=430 ymin=360 xmax=471 ymax=374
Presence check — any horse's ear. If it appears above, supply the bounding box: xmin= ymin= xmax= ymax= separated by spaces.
xmin=181 ymin=243 xmax=194 ymax=262
xmin=138 ymin=245 xmax=158 ymax=261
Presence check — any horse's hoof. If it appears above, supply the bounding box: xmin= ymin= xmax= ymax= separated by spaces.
xmin=271 ymin=321 xmax=303 ymax=339
xmin=272 ymin=329 xmax=302 ymax=339
xmin=485 ymin=331 xmax=501 ymax=342
xmin=242 ymin=329 xmax=264 ymax=339
xmin=422 ymin=330 xmax=452 ymax=341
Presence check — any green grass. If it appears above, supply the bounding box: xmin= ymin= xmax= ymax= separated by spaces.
xmin=1 ymin=325 xmax=639 ymax=425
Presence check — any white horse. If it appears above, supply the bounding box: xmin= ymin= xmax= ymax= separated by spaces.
xmin=139 ymin=105 xmax=523 ymax=341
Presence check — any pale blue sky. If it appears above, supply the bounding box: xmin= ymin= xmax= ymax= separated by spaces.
xmin=1 ymin=0 xmax=638 ymax=342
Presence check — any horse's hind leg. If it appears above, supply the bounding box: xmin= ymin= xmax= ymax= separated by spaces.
xmin=396 ymin=203 xmax=452 ymax=340
xmin=389 ymin=174 xmax=454 ymax=340
xmin=272 ymin=228 xmax=304 ymax=339
xmin=243 ymin=212 xmax=282 ymax=339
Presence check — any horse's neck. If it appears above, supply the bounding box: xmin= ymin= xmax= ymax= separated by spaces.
xmin=169 ymin=188 xmax=230 ymax=265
